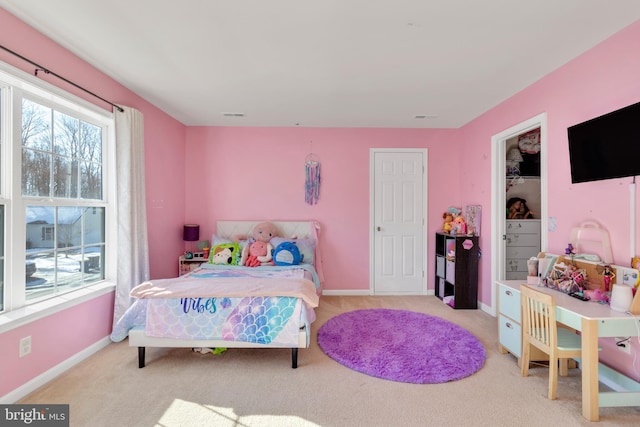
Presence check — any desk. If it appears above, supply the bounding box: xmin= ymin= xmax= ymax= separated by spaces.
xmin=497 ymin=280 xmax=640 ymax=421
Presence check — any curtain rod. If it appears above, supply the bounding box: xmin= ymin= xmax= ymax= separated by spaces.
xmin=0 ymin=44 xmax=124 ymax=113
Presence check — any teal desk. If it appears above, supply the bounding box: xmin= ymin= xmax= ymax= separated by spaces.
xmin=498 ymin=280 xmax=640 ymax=421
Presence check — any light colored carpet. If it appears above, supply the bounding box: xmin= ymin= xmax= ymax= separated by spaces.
xmin=19 ymin=296 xmax=640 ymax=426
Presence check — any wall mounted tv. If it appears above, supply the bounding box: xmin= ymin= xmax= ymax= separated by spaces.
xmin=567 ymin=100 xmax=640 ymax=184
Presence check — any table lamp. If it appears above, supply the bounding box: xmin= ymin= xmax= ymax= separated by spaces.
xmin=610 ymin=284 xmax=633 ymax=313
xmin=183 ymin=224 xmax=200 ymax=259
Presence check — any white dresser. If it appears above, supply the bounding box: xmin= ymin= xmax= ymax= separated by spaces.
xmin=505 ymin=219 xmax=541 ymax=280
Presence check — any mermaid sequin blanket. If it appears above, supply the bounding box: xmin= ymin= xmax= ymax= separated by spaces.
xmin=111 ymin=266 xmax=319 ymax=346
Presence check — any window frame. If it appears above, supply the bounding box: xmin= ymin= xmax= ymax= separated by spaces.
xmin=0 ymin=60 xmax=116 ymax=321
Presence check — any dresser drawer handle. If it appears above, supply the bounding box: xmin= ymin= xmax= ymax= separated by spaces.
xmin=506 ymin=322 xmax=513 ymax=329
xmin=505 ymin=290 xmax=513 ymax=296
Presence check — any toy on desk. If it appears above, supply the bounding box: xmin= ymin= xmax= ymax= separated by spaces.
xmin=569 ymin=291 xmax=590 ymax=301
xmin=571 ymin=269 xmax=587 ymax=288
xmin=526 ymin=257 xmax=539 ymax=285
xmin=596 ymin=263 xmax=616 ymax=293
xmin=583 ymin=288 xmax=609 ymax=303
xmin=568 ymin=220 xmax=613 ymax=264
xmin=542 ymin=253 xmax=640 ymax=311
xmin=542 ymin=261 xmax=587 ymax=295
xmin=565 ymin=243 xmax=577 ymax=266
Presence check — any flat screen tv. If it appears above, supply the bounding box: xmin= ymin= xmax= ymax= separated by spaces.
xmin=567 ymin=100 xmax=640 ymax=183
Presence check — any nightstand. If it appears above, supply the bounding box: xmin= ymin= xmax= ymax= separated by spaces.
xmin=179 ymin=255 xmax=206 ymax=276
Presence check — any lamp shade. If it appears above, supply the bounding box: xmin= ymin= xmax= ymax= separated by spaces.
xmin=610 ymin=284 xmax=633 ymax=313
xmin=183 ymin=224 xmax=200 ymax=242
xmin=507 ymin=147 xmax=524 ymax=162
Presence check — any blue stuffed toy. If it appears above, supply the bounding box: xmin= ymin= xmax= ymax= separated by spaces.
xmin=272 ymin=242 xmax=303 ymax=266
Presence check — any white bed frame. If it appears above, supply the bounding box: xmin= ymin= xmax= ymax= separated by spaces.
xmin=129 ymin=220 xmax=317 ymax=369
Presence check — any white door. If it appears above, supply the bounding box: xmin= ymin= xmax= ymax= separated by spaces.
xmin=371 ymin=149 xmax=427 ymax=295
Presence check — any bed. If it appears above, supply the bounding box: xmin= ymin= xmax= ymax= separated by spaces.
xmin=110 ymin=220 xmax=323 ymax=369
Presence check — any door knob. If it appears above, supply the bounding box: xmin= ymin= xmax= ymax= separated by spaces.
xmin=377 ymin=226 xmax=381 ymax=231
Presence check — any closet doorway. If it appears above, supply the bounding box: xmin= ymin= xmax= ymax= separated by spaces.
xmin=491 ymin=114 xmax=548 ymax=314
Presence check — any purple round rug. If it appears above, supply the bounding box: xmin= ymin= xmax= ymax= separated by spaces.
xmin=317 ymin=309 xmax=486 ymax=384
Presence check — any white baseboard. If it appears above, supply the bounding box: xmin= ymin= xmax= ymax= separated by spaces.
xmin=322 ymin=290 xmax=371 ymax=296
xmin=479 ymin=301 xmax=495 ymax=316
xmin=1 ymin=336 xmax=111 ymax=404
xmin=322 ymin=290 xmax=437 ymax=297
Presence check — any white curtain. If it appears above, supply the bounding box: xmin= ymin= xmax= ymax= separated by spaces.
xmin=112 ymin=106 xmax=150 ymax=329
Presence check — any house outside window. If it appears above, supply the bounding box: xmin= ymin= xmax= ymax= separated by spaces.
xmin=0 ymin=63 xmax=114 ymax=313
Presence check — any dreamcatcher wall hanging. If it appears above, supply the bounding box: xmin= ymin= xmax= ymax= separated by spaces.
xmin=305 ymin=145 xmax=321 ymax=205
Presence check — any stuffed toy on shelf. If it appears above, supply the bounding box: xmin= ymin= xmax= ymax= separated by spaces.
xmin=450 ymin=215 xmax=467 ymax=235
xmin=442 ymin=212 xmax=454 ymax=233
xmin=442 ymin=206 xmax=462 ymax=233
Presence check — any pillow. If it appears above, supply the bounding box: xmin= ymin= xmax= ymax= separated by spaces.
xmin=209 ymin=242 xmax=241 ymax=265
xmin=211 ymin=234 xmax=233 ymax=246
xmin=211 ymin=234 xmax=249 ymax=256
xmin=270 ymin=237 xmax=315 ymax=264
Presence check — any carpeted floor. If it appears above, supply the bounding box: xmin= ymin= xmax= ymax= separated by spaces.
xmin=17 ymin=295 xmax=640 ymax=426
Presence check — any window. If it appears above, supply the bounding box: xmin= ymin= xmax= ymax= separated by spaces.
xmin=0 ymin=63 xmax=114 ymax=313
xmin=41 ymin=225 xmax=54 ymax=241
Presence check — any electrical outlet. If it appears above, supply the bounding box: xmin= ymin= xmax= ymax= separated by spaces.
xmin=619 ymin=268 xmax=639 ymax=286
xmin=615 ymin=337 xmax=631 ymax=355
xmin=19 ymin=336 xmax=31 ymax=357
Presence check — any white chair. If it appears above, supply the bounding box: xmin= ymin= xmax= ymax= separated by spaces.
xmin=520 ymin=285 xmax=583 ymax=400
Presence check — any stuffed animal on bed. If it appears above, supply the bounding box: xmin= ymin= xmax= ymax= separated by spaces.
xmin=272 ymin=241 xmax=303 ymax=266
xmin=211 ymin=245 xmax=237 ymax=265
xmin=244 ymin=240 xmax=270 ymax=267
xmin=241 ymin=221 xmax=278 ymax=267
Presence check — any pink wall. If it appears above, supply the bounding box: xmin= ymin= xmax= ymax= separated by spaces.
xmin=3 ymin=6 xmax=640 ymax=398
xmin=459 ymin=20 xmax=640 ymax=380
xmin=0 ymin=293 xmax=114 ymax=396
xmin=0 ymin=10 xmax=187 ymax=280
xmin=0 ymin=9 xmax=186 ymax=399
xmin=461 ymin=20 xmax=640 ymax=302
xmin=185 ymin=20 xmax=640 ymax=380
xmin=185 ymin=127 xmax=459 ymax=291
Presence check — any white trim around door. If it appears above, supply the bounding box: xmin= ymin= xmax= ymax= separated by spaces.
xmin=490 ymin=113 xmax=548 ymax=315
xmin=370 ymin=148 xmax=428 ymax=295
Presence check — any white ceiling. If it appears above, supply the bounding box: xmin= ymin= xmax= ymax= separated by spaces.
xmin=1 ymin=1 xmax=640 ymax=128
